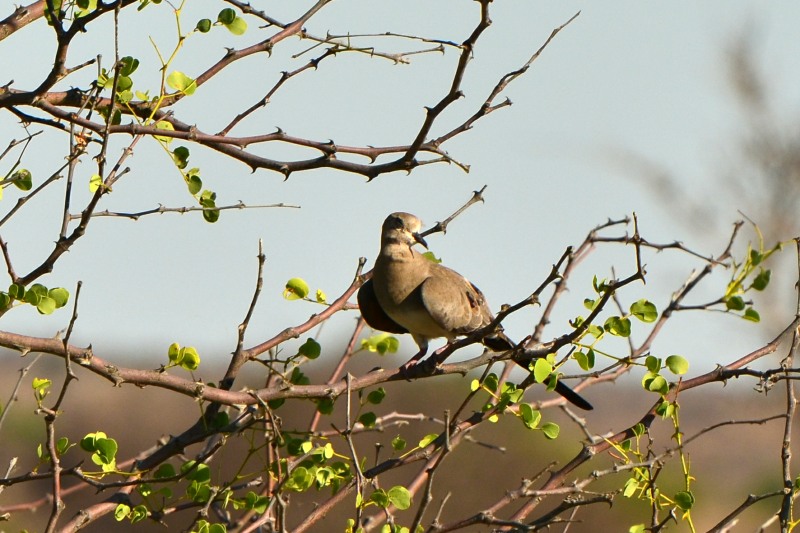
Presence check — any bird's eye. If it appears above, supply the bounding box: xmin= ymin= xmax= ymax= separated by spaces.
xmin=389 ymin=216 xmax=405 ymax=230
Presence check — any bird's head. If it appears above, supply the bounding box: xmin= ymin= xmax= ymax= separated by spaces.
xmin=382 ymin=212 xmax=428 ymax=248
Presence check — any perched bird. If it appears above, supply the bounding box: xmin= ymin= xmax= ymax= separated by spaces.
xmin=358 ymin=212 xmax=592 ymax=410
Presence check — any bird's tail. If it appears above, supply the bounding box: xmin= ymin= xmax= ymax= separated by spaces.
xmin=481 ymin=331 xmax=593 ymax=411
xmin=550 ymin=379 xmax=593 ymax=411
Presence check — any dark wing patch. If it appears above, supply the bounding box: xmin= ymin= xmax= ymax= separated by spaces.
xmin=357 ymin=279 xmax=408 ymax=334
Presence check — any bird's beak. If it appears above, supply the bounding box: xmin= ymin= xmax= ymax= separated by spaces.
xmin=412 ymin=232 xmax=428 ymax=249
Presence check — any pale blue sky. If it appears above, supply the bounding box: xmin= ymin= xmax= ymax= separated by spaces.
xmin=2 ymin=2 xmax=798 ymax=376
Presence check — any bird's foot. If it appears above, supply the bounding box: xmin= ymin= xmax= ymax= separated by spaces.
xmin=398 ymin=349 xmax=428 ymax=378
xmin=430 ymin=343 xmax=455 ymax=366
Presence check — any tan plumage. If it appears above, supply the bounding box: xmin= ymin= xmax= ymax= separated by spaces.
xmin=358 ymin=212 xmax=592 ymax=410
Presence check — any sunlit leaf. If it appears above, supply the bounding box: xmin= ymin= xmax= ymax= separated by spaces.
xmin=630 ymin=299 xmax=658 ymax=322
xmin=166 ymin=71 xmax=197 ymax=95
xmin=284 ymin=278 xmax=309 ymax=300
xmin=665 ymin=355 xmax=689 ymax=375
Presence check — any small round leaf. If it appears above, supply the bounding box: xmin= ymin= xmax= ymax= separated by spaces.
xmin=284 ymin=278 xmax=309 ymax=300
xmin=387 ymin=485 xmax=412 ymax=510
xmin=665 ymin=355 xmax=689 ymax=375
xmin=298 ymin=338 xmax=321 ymax=359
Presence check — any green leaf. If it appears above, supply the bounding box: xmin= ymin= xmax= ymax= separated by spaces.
xmin=541 ymin=422 xmax=560 ymax=439
xmin=217 ymin=8 xmax=236 ymax=24
xmin=37 ymin=296 xmax=57 ymax=315
xmin=519 ymin=403 xmax=541 ymax=430
xmin=75 ymin=0 xmax=97 ymax=17
xmin=752 ymin=269 xmax=771 ymax=291
xmin=574 ymin=349 xmax=595 ymax=371
xmin=89 ymin=174 xmax=103 ymax=192
xmin=533 ymin=358 xmax=552 ymax=384
xmin=369 ymin=489 xmax=389 ymax=508
xmin=168 ymin=342 xmax=181 ymax=364
xmin=224 ymin=16 xmax=247 ymax=35
xmin=185 ymin=168 xmax=202 ymax=195
xmin=586 ymin=324 xmax=604 ymax=338
xmin=418 ymin=433 xmax=438 ymax=448
xmin=288 ymin=467 xmax=314 ymax=492
xmin=119 ymin=56 xmax=139 ymax=76
xmin=743 ymin=308 xmax=761 ymax=322
xmin=97 ymin=68 xmax=110 ymax=89
xmin=358 ymin=412 xmax=377 ymax=428
xmin=630 ymin=299 xmax=658 ymax=323
xmin=24 ymin=283 xmax=48 ymax=305
xmin=114 ymin=503 xmax=130 ymax=521
xmin=315 ymin=289 xmax=327 ymax=303
xmin=200 ymin=190 xmax=219 ymax=222
xmin=629 ymin=524 xmax=646 ymax=533
xmin=166 ymin=71 xmax=197 ymax=95
xmin=11 ymin=169 xmax=32 ymax=191
xmin=583 ymin=298 xmax=597 ymax=311
xmin=298 ymin=338 xmax=321 ymax=359
xmin=366 ymin=387 xmax=386 ymax=405
xmin=387 ymin=486 xmax=412 ymax=510
xmin=116 ymin=89 xmax=133 ymax=104
xmin=361 ymin=333 xmax=399 ymax=355
xmin=187 ymin=480 xmax=211 ymax=502
xmin=196 ymin=18 xmax=212 ymax=33
xmin=655 ymin=399 xmax=675 ymax=418
xmin=604 ymin=316 xmax=631 ymax=337
xmin=245 ymin=491 xmax=268 ymax=513
xmin=179 ymin=346 xmax=200 ymax=370
xmin=391 ymin=435 xmax=406 ymax=451
xmin=56 ymin=436 xmax=71 ymax=455
xmin=8 ymin=283 xmax=24 ymax=300
xmin=623 ymin=478 xmax=640 ymax=498
xmin=290 ymin=367 xmax=309 ymax=385
xmin=172 ymin=146 xmax=190 ymax=169
xmin=725 ymin=295 xmax=745 ymax=311
xmin=94 ymin=437 xmax=118 ymax=464
xmin=154 ymin=463 xmax=176 ymax=479
xmin=674 ymin=490 xmax=695 ymax=511
xmin=284 ymin=278 xmax=310 ymax=300
xmin=43 ymin=0 xmax=64 ymax=24
xmin=315 ymin=397 xmax=334 ymax=415
xmin=116 ymin=75 xmax=133 ymax=92
xmin=483 ymin=373 xmax=499 ymax=392
xmin=32 ymin=377 xmax=51 ymax=400
xmin=80 ymin=431 xmax=108 ymax=452
xmin=181 ymin=461 xmax=211 ymax=482
xmin=592 ymin=275 xmax=609 ymax=294
xmin=130 ymin=505 xmax=148 ymax=524
xmin=642 ymin=372 xmax=668 ymax=395
xmin=500 ymin=383 xmax=523 ymax=405
xmin=154 ymin=120 xmax=175 ymax=143
xmin=48 ymin=287 xmax=69 ymax=308
xmin=665 ymin=355 xmax=689 ymax=375
xmin=645 ymin=355 xmax=661 ymax=373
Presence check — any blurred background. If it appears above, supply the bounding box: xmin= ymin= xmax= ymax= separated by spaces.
xmin=1 ymin=1 xmax=800 ymax=530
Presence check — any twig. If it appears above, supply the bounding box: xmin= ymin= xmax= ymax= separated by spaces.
xmin=221 ymin=240 xmax=266 ymax=391
xmin=68 ymin=201 xmax=298 ymax=221
xmin=778 ymin=238 xmax=800 ymax=528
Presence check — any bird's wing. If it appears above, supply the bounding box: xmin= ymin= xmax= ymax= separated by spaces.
xmin=418 ymin=264 xmax=491 ymax=335
xmin=357 ymin=279 xmax=408 ymax=334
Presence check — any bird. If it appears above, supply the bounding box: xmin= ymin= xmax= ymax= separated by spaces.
xmin=357 ymin=212 xmax=593 ymax=411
